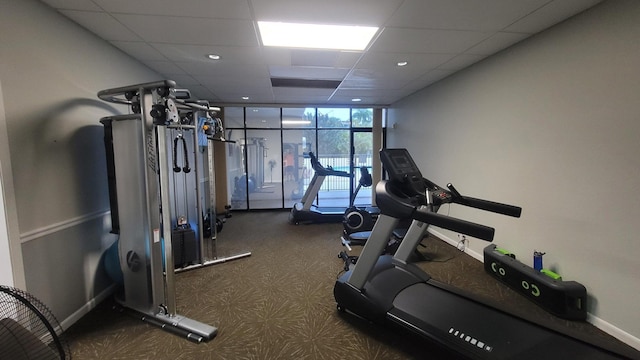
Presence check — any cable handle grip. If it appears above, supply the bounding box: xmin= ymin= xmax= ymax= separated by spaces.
xmin=447 ymin=183 xmax=522 ymax=218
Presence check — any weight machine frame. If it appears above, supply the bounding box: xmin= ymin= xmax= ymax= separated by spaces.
xmin=98 ymin=80 xmax=248 ymax=342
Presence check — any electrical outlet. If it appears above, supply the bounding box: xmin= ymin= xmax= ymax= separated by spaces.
xmin=457 ymin=234 xmax=467 ymax=251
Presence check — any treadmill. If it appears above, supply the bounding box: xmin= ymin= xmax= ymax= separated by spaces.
xmin=290 ymin=152 xmax=352 ymax=224
xmin=334 ymin=148 xmax=639 ymax=360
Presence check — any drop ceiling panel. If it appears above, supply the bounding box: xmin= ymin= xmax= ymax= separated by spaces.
xmin=505 ymin=0 xmax=603 ymax=33
xmin=187 ymin=85 xmax=220 ymax=101
xmin=176 ymin=61 xmax=268 ymax=78
xmin=438 ymin=54 xmax=488 ymax=71
xmin=465 ymin=32 xmax=530 ymax=55
xmin=356 ymin=52 xmax=455 ymax=72
xmin=370 ymin=28 xmax=493 ymax=54
xmin=145 ymin=61 xmax=187 ymax=75
xmin=198 ymin=75 xmax=273 ymax=91
xmin=268 ymin=66 xmax=349 ymax=81
xmin=59 ymin=10 xmax=142 ymax=41
xmin=387 ymin=0 xmax=550 ymax=31
xmin=110 ymin=41 xmax=168 ymax=61
xmin=40 ymin=0 xmax=101 ymax=11
xmin=43 ymin=0 xmax=604 ymax=105
xmin=113 ymin=14 xmax=258 ymax=46
xmin=290 ymin=49 xmax=341 ymax=68
xmin=251 ymin=0 xmax=404 ymax=25
xmin=92 ymin=0 xmax=252 ymax=19
xmin=152 ymin=43 xmax=263 ymax=64
xmin=341 ymin=72 xmax=421 ymax=90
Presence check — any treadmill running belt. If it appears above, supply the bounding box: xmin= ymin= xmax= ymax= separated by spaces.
xmin=389 ymin=283 xmax=623 ymax=360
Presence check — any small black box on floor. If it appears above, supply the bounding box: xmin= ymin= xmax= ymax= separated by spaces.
xmin=483 ymin=244 xmax=587 ymax=320
xmin=172 ymin=226 xmax=198 ymax=268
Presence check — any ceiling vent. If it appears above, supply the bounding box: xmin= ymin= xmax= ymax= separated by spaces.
xmin=270 ymin=78 xmax=341 ymax=89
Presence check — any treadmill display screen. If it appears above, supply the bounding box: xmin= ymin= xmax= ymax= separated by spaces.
xmin=381 ymin=149 xmax=422 ymax=181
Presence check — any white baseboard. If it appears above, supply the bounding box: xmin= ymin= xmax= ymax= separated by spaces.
xmin=588 ymin=314 xmax=640 ymax=351
xmin=60 ymin=283 xmax=116 ymax=332
xmin=427 ymin=228 xmax=640 ymax=351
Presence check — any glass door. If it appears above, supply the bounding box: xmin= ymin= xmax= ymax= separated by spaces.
xmin=351 ymin=130 xmax=373 ymax=207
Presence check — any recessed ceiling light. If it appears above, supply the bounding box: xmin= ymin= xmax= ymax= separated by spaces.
xmin=397 ymin=61 xmax=408 ymax=67
xmin=242 ymin=96 xmax=249 ymax=100
xmin=351 ymin=98 xmax=362 ymax=102
xmin=207 ymin=54 xmax=221 ymax=60
xmin=257 ymin=21 xmax=378 ymax=51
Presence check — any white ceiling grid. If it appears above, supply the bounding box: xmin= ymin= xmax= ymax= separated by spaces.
xmin=40 ymin=0 xmax=603 ymax=105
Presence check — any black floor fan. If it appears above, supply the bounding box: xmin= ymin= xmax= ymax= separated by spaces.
xmin=0 ymin=285 xmax=71 ymax=359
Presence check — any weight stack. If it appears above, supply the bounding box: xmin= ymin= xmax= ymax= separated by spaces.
xmin=172 ymin=226 xmax=198 ymax=268
xmin=483 ymin=244 xmax=587 ymax=321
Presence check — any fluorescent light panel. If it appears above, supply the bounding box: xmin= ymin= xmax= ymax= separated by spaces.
xmin=258 ymin=21 xmax=378 ymax=51
xmin=282 ymin=120 xmax=311 ymax=125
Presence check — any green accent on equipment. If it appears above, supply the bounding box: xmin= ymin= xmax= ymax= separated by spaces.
xmin=541 ymin=269 xmax=562 ymax=281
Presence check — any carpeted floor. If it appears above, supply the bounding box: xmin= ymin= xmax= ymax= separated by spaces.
xmin=65 ymin=210 xmax=639 ymax=359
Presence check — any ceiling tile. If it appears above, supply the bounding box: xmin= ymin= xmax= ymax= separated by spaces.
xmin=198 ymin=75 xmax=273 ymax=91
xmin=113 ymin=14 xmax=258 ymax=46
xmin=185 ymin=85 xmax=220 ymax=101
xmin=438 ymin=54 xmax=488 ymax=71
xmin=250 ymin=0 xmax=404 ymax=25
xmin=110 ymin=41 xmax=168 ymax=61
xmin=290 ymin=49 xmax=340 ymax=67
xmin=152 ymin=43 xmax=263 ymax=64
xmin=145 ymin=61 xmax=187 ymax=75
xmin=386 ymin=0 xmax=550 ymax=31
xmin=465 ymin=32 xmax=530 ymax=55
xmin=59 ymin=10 xmax=142 ymax=41
xmin=40 ymin=0 xmax=102 ymax=11
xmin=370 ymin=28 xmax=493 ymax=54
xmin=505 ymin=0 xmax=604 ymax=33
xmin=43 ymin=0 xmax=603 ymax=105
xmin=93 ymin=0 xmax=252 ymax=19
xmin=356 ymin=52 xmax=454 ymax=73
xmin=268 ymin=66 xmax=349 ymax=80
xmin=176 ymin=61 xmax=269 ymax=77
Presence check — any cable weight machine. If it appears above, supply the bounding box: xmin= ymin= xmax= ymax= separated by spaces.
xmin=98 ymin=80 xmax=245 ymax=342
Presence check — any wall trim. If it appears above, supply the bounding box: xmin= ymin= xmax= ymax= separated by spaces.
xmin=60 ymin=283 xmax=116 ymax=331
xmin=20 ymin=210 xmax=110 ymax=244
xmin=588 ymin=314 xmax=640 ymax=351
xmin=427 ymin=228 xmax=640 ymax=351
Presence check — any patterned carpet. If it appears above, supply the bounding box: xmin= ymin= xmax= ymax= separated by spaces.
xmin=65 ymin=211 xmax=639 ymax=359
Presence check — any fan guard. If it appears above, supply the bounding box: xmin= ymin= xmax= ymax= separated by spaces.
xmin=0 ymin=285 xmax=71 ymax=359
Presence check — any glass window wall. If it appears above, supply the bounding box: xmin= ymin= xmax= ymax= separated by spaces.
xmin=224 ymin=106 xmax=383 ymax=211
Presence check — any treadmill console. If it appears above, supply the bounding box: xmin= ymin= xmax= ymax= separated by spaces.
xmin=380 ymin=149 xmax=426 ymax=195
xmin=380 ymin=148 xmax=421 ymax=181
xmin=380 ymin=148 xmax=454 ymax=206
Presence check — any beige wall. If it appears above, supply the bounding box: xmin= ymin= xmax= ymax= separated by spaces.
xmin=387 ymin=0 xmax=640 ymax=347
xmin=0 ymin=0 xmax=160 ymax=326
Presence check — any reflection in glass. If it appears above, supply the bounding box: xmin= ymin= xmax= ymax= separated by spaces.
xmin=282 ymin=107 xmax=316 ymax=128
xmin=352 ymin=108 xmax=373 ymax=128
xmin=318 ymin=107 xmax=349 ymax=128
xmin=224 ymin=107 xmax=244 ymax=128
xmin=246 ymin=130 xmax=283 ymax=209
xmin=246 ymin=107 xmax=280 ymax=128
xmin=225 ymin=128 xmax=247 ymax=210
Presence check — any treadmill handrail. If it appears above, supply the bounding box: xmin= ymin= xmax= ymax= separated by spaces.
xmin=376 ymin=180 xmax=495 ymax=241
xmin=452 ymin=194 xmax=522 ymax=218
xmin=308 ymin=152 xmax=351 ymax=177
xmin=414 ymin=208 xmax=495 ymax=241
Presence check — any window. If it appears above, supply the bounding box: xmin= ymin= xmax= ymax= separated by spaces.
xmin=224 ymin=106 xmax=383 ymax=210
